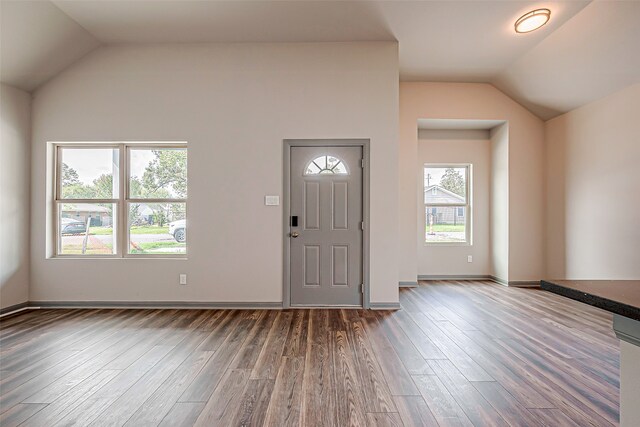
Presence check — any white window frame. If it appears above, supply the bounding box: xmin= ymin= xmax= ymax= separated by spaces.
xmin=53 ymin=142 xmax=187 ymax=258
xmin=424 ymin=163 xmax=472 ymax=246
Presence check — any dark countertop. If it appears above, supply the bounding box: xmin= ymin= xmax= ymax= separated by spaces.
xmin=541 ymin=280 xmax=640 ymax=321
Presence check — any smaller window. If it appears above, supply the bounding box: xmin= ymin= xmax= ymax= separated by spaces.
xmin=305 ymin=156 xmax=348 ymax=175
xmin=424 ymin=165 xmax=471 ymax=244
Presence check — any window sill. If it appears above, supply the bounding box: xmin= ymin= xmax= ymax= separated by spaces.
xmin=424 ymin=243 xmax=472 ymax=247
xmin=49 ymin=256 xmax=188 ymax=260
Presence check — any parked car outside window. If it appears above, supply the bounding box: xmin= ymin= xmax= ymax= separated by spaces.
xmin=60 ymin=217 xmax=86 ymax=235
xmin=168 ymin=219 xmax=186 ymax=243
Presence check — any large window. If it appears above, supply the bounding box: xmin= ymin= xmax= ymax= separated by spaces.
xmin=55 ymin=144 xmax=187 ymax=257
xmin=424 ymin=164 xmax=471 ymax=244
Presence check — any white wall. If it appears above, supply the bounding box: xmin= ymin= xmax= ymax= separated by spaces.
xmin=30 ymin=42 xmax=400 ymax=304
xmin=398 ymin=93 xmax=418 ymax=283
xmin=545 ymin=84 xmax=640 ymax=279
xmin=416 ymin=134 xmax=491 ymax=276
xmin=400 ymin=83 xmax=545 ymax=283
xmin=1 ymin=83 xmax=31 ymax=309
xmin=490 ymin=123 xmax=509 ymax=281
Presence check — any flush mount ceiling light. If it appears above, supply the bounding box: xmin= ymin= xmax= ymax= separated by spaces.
xmin=515 ymin=8 xmax=551 ymax=33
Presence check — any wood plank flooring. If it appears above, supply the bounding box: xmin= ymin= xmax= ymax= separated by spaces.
xmin=0 ymin=280 xmax=620 ymax=426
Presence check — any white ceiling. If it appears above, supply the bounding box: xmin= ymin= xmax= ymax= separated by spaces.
xmin=53 ymin=0 xmax=395 ymax=43
xmin=378 ymin=0 xmax=589 ymax=83
xmin=0 ymin=0 xmax=99 ymax=92
xmin=2 ymin=0 xmax=639 ymax=120
xmin=494 ymin=1 xmax=640 ymax=119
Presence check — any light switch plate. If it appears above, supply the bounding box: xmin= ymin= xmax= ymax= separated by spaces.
xmin=179 ymin=274 xmax=187 ymax=285
xmin=265 ymin=196 xmax=280 ymax=206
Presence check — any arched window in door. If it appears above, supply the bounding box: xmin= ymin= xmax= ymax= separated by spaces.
xmin=304 ymin=155 xmax=348 ymax=175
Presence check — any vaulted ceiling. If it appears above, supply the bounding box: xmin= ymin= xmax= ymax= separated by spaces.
xmin=0 ymin=0 xmax=99 ymax=92
xmin=2 ymin=0 xmax=639 ymax=120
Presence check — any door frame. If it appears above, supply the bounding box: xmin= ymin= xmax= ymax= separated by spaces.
xmin=282 ymin=139 xmax=370 ymax=309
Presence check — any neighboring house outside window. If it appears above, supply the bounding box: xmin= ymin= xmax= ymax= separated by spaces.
xmin=424 ymin=165 xmax=471 ymax=244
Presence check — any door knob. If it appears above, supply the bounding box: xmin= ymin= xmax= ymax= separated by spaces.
xmin=291 ymin=231 xmax=300 ymax=238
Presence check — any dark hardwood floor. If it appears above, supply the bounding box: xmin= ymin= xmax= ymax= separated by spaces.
xmin=0 ymin=280 xmax=619 ymax=426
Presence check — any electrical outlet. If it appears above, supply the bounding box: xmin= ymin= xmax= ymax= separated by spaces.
xmin=467 ymin=255 xmax=473 ymax=263
xmin=179 ymin=274 xmax=187 ymax=285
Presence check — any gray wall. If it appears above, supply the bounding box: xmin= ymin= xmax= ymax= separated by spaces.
xmin=490 ymin=123 xmax=509 ymax=282
xmin=399 ymin=83 xmax=545 ymax=283
xmin=545 ymin=83 xmax=640 ymax=279
xmin=1 ymin=83 xmax=31 ymax=309
xmin=417 ymin=136 xmax=491 ymax=276
xmin=30 ymin=42 xmax=400 ymax=304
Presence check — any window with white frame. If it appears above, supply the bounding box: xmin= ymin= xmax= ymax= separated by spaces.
xmin=54 ymin=144 xmax=187 ymax=256
xmin=424 ymin=164 xmax=471 ymax=244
